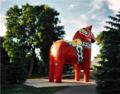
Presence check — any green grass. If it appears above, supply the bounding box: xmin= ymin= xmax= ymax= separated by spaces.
xmin=1 ymin=84 xmax=68 ymax=94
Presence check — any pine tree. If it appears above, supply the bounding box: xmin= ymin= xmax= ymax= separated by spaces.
xmin=95 ymin=11 xmax=120 ymax=94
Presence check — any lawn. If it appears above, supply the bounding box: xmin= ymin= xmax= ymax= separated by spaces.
xmin=1 ymin=84 xmax=68 ymax=94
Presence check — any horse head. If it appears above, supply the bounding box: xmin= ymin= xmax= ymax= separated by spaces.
xmin=73 ymin=25 xmax=95 ymax=43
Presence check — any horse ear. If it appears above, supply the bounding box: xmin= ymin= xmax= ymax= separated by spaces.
xmin=86 ymin=25 xmax=92 ymax=31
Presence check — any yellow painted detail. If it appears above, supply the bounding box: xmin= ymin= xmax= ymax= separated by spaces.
xmin=69 ymin=39 xmax=82 ymax=47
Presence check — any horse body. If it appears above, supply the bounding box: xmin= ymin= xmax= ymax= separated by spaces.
xmin=50 ymin=40 xmax=77 ymax=64
xmin=49 ymin=25 xmax=95 ymax=83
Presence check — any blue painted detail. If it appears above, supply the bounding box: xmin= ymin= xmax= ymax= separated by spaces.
xmin=82 ymin=42 xmax=91 ymax=48
xmin=65 ymin=39 xmax=91 ymax=64
xmin=76 ymin=45 xmax=83 ymax=64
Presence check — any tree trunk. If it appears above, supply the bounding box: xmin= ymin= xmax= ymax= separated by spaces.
xmin=27 ymin=57 xmax=34 ymax=78
xmin=27 ymin=48 xmax=35 ymax=78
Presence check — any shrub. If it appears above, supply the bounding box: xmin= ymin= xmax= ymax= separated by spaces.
xmin=1 ymin=62 xmax=28 ymax=84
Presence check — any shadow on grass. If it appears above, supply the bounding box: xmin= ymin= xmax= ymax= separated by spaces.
xmin=1 ymin=84 xmax=68 ymax=94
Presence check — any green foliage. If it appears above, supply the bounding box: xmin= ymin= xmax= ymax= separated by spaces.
xmin=0 ymin=37 xmax=9 ymax=64
xmin=95 ymin=11 xmax=120 ymax=94
xmin=3 ymin=4 xmax=65 ymax=78
xmin=1 ymin=36 xmax=28 ymax=84
xmin=96 ymin=32 xmax=104 ymax=46
xmin=1 ymin=63 xmax=28 ymax=84
xmin=1 ymin=37 xmax=28 ymax=84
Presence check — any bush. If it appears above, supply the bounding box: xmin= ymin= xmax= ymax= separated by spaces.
xmin=1 ymin=62 xmax=28 ymax=84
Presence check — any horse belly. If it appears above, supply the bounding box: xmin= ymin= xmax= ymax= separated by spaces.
xmin=62 ymin=46 xmax=77 ymax=64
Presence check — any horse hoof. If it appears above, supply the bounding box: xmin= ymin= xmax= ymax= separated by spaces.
xmin=49 ymin=79 xmax=54 ymax=82
xmin=55 ymin=80 xmax=62 ymax=83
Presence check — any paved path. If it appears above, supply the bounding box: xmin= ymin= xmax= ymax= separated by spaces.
xmin=25 ymin=78 xmax=95 ymax=87
xmin=25 ymin=79 xmax=97 ymax=94
xmin=54 ymin=84 xmax=97 ymax=94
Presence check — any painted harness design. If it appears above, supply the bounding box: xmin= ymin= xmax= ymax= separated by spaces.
xmin=66 ymin=39 xmax=91 ymax=64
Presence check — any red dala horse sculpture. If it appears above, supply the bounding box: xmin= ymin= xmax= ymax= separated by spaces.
xmin=49 ymin=25 xmax=95 ymax=83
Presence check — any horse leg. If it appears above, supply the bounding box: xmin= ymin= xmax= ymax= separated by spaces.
xmin=55 ymin=60 xmax=64 ymax=83
xmin=74 ymin=64 xmax=80 ymax=81
xmin=49 ymin=55 xmax=55 ymax=82
xmin=83 ymin=61 xmax=90 ymax=82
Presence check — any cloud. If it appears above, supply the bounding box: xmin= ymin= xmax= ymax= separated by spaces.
xmin=62 ymin=18 xmax=88 ymax=28
xmin=0 ymin=0 xmax=5 ymax=4
xmin=0 ymin=14 xmax=6 ymax=36
xmin=80 ymin=14 xmax=87 ymax=20
xmin=91 ymin=44 xmax=100 ymax=60
xmin=90 ymin=0 xmax=104 ymax=10
xmin=61 ymin=17 xmax=88 ymax=40
xmin=78 ymin=0 xmax=106 ymax=22
xmin=68 ymin=4 xmax=78 ymax=9
xmin=107 ymin=0 xmax=120 ymax=12
xmin=90 ymin=0 xmax=104 ymax=11
xmin=91 ymin=14 xmax=97 ymax=19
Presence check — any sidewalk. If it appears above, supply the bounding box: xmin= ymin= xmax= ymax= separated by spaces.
xmin=54 ymin=84 xmax=97 ymax=94
xmin=25 ymin=78 xmax=97 ymax=94
xmin=25 ymin=78 xmax=95 ymax=88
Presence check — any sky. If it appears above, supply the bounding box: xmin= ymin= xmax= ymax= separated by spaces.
xmin=0 ymin=0 xmax=120 ymax=60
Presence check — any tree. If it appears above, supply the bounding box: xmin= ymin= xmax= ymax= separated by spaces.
xmin=0 ymin=36 xmax=9 ymax=84
xmin=38 ymin=5 xmax=65 ymax=73
xmin=95 ymin=11 xmax=120 ymax=94
xmin=3 ymin=4 xmax=65 ymax=77
xmin=1 ymin=36 xmax=27 ymax=84
xmin=0 ymin=36 xmax=9 ymax=64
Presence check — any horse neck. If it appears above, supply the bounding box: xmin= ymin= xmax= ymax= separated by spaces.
xmin=73 ymin=32 xmax=92 ymax=44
